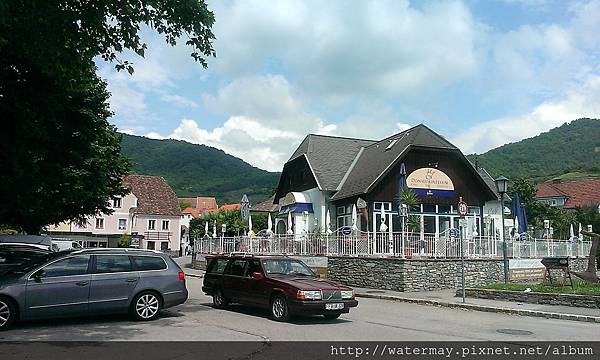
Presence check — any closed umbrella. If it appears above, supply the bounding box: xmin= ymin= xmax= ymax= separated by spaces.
xmin=204 ymin=221 xmax=209 ymax=236
xmin=212 ymin=220 xmax=217 ymax=238
xmin=379 ymin=207 xmax=388 ymax=232
xmin=578 ymin=223 xmax=583 ymax=239
xmin=287 ymin=211 xmax=293 ymax=234
xmin=511 ymin=193 xmax=528 ymax=233
xmin=326 ymin=209 xmax=333 ymax=234
xmin=513 ymin=216 xmax=519 ymax=239
xmin=569 ymin=224 xmax=574 ymax=241
xmin=248 ymin=214 xmax=253 ymax=232
xmin=351 ymin=204 xmax=358 ymax=231
xmin=267 ymin=213 xmax=273 ymax=234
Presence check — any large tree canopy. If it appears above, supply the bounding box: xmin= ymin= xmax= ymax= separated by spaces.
xmin=0 ymin=1 xmax=216 ymax=233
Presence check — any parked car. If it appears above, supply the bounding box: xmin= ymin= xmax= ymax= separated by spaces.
xmin=202 ymin=254 xmax=358 ymax=321
xmin=0 ymin=248 xmax=188 ymax=331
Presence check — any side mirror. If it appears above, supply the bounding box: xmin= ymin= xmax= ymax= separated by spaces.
xmin=252 ymin=272 xmax=264 ymax=280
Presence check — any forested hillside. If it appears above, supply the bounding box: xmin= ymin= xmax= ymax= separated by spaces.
xmin=120 ymin=134 xmax=280 ymax=204
xmin=468 ymin=118 xmax=600 ymax=182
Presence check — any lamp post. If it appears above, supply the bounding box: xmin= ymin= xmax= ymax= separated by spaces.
xmin=495 ymin=175 xmax=509 ymax=284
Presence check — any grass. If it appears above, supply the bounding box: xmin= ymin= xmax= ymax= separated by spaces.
xmin=477 ymin=279 xmax=600 ymax=296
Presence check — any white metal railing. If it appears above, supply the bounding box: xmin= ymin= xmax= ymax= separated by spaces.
xmin=192 ymin=232 xmax=592 ymax=259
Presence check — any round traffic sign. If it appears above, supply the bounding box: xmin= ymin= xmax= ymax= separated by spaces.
xmin=458 ymin=200 xmax=467 ymax=217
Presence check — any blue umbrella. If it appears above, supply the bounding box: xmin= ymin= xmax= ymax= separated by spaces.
xmin=511 ymin=193 xmax=528 ymax=234
xmin=399 ymin=163 xmax=408 ymax=190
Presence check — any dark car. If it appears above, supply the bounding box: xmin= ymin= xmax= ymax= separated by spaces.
xmin=202 ymin=254 xmax=358 ymax=321
xmin=0 ymin=248 xmax=188 ymax=330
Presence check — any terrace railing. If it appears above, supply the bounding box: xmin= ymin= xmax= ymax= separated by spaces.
xmin=193 ymin=231 xmax=592 ymax=259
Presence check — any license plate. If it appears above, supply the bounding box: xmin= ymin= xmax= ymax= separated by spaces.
xmin=325 ymin=303 xmax=344 ymax=310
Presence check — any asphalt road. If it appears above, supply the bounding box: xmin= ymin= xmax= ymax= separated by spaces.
xmin=1 ymin=276 xmax=599 ymax=342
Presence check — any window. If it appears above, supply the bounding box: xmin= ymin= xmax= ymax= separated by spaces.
xmin=422 ymin=204 xmax=436 ymax=213
xmin=118 ymin=218 xmax=127 ymax=230
xmin=226 ymin=259 xmax=246 ymax=276
xmin=148 ymin=220 xmax=156 ymax=230
xmin=37 ymin=255 xmax=90 ymax=278
xmin=160 ymin=242 xmax=169 ymax=251
xmin=245 ymin=260 xmax=261 ymax=277
xmin=468 ymin=206 xmax=480 ymax=215
xmin=95 ymin=255 xmax=132 ymax=273
xmin=95 ymin=218 xmax=104 ymax=229
xmin=161 ymin=220 xmax=170 ymax=231
xmin=132 ymin=256 xmax=167 ymax=271
xmin=113 ymin=198 xmax=122 ymax=208
xmin=207 ymin=258 xmax=228 ymax=274
xmin=147 ymin=241 xmax=155 ymax=250
xmin=374 ymin=202 xmax=392 ymax=212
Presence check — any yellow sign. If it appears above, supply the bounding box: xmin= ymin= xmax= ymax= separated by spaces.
xmin=406 ymin=168 xmax=454 ymax=191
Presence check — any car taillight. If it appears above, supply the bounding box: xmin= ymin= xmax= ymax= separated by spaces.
xmin=178 ymin=271 xmax=185 ymax=282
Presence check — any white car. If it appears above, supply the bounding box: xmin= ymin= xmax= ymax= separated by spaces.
xmin=51 ymin=240 xmax=83 ymax=252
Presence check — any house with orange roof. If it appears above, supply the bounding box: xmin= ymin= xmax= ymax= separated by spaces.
xmin=536 ymin=178 xmax=600 ymax=210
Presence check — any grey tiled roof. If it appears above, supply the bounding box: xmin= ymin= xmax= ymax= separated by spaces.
xmin=331 ymin=125 xmax=458 ymax=200
xmin=289 ymin=134 xmax=375 ymax=191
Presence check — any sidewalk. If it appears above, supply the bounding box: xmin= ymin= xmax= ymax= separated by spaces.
xmin=174 ymin=256 xmax=205 ymax=278
xmin=353 ymin=287 xmax=600 ymax=323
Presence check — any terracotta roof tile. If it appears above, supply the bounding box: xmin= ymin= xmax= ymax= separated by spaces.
xmin=536 ymin=179 xmax=600 ymax=209
xmin=124 ymin=175 xmax=182 ymax=216
xmin=178 ymin=196 xmax=218 ymax=210
xmin=220 ymin=204 xmax=241 ymax=211
xmin=250 ymin=195 xmax=278 ymax=213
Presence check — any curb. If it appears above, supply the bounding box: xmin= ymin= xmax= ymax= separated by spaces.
xmin=356 ymin=293 xmax=600 ymax=324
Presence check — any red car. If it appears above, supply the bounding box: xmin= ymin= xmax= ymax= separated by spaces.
xmin=202 ymin=254 xmax=358 ymax=321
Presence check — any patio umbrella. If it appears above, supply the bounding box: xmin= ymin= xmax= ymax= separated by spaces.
xmin=204 ymin=221 xmax=209 ymax=236
xmin=511 ymin=193 xmax=528 ymax=233
xmin=248 ymin=214 xmax=253 ymax=232
xmin=379 ymin=207 xmax=388 ymax=232
xmin=569 ymin=224 xmax=574 ymax=241
xmin=326 ymin=209 xmax=333 ymax=234
xmin=287 ymin=211 xmax=293 ymax=234
xmin=267 ymin=213 xmax=273 ymax=234
xmin=351 ymin=204 xmax=358 ymax=231
xmin=513 ymin=216 xmax=519 ymax=239
xmin=578 ymin=223 xmax=583 ymax=239
xmin=212 ymin=220 xmax=217 ymax=238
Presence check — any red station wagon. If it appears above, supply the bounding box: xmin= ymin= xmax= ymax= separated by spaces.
xmin=202 ymin=254 xmax=358 ymax=321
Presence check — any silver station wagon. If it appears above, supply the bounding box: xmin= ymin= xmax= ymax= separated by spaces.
xmin=0 ymin=248 xmax=188 ymax=330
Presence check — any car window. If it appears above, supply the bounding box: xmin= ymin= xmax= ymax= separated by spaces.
xmin=262 ymin=259 xmax=314 ymax=276
xmin=95 ymin=255 xmax=132 ymax=273
xmin=208 ymin=258 xmax=228 ymax=274
xmin=37 ymin=255 xmax=90 ymax=278
xmin=132 ymin=256 xmax=167 ymax=271
xmin=226 ymin=259 xmax=246 ymax=276
xmin=245 ymin=260 xmax=261 ymax=277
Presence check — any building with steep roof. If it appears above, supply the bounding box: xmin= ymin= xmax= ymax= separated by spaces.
xmin=536 ymin=178 xmax=600 ymax=210
xmin=45 ymin=175 xmax=182 ymax=251
xmin=273 ymin=124 xmax=504 ymax=242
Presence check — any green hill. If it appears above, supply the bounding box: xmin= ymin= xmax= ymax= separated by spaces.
xmin=469 ymin=118 xmax=600 ymax=182
xmin=120 ymin=134 xmax=280 ymax=204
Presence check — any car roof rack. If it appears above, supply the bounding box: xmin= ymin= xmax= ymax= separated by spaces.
xmin=72 ymin=248 xmax=163 ymax=254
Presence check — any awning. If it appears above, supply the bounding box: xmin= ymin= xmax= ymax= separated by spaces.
xmin=278 ymin=203 xmax=314 ymax=215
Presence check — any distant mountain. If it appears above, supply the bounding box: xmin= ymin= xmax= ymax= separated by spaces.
xmin=120 ymin=134 xmax=280 ymax=205
xmin=468 ymin=118 xmax=600 ymax=182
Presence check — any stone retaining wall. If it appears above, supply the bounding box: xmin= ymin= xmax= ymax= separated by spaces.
xmin=328 ymin=257 xmax=590 ymax=292
xmin=460 ymin=288 xmax=600 ymax=308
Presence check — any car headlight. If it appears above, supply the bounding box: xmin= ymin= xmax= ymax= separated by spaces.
xmin=341 ymin=290 xmax=354 ymax=299
xmin=297 ymin=290 xmax=322 ymax=300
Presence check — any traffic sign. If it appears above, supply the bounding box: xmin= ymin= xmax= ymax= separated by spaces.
xmin=458 ymin=199 xmax=467 ymax=218
xmin=341 ymin=226 xmax=352 ymax=236
xmin=449 ymin=228 xmax=460 ymax=238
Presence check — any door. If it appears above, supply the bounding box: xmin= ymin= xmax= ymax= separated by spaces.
xmin=25 ymin=255 xmax=92 ymax=319
xmin=222 ymin=259 xmax=247 ymax=301
xmin=239 ymin=260 xmax=266 ymax=306
xmin=89 ymin=255 xmax=139 ymax=313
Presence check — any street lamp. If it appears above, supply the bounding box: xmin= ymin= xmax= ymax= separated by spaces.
xmin=494 ymin=175 xmax=509 ymax=284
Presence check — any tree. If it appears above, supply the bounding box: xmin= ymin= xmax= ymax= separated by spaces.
xmin=398 ymin=188 xmax=421 ymax=232
xmin=0 ymin=1 xmax=216 ymax=233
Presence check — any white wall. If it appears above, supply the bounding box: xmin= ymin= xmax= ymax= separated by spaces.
xmin=132 ymin=214 xmax=181 ymax=251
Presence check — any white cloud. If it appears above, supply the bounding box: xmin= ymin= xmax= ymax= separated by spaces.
xmin=452 ymin=76 xmax=600 ymax=154
xmin=160 ymin=94 xmax=198 ymax=108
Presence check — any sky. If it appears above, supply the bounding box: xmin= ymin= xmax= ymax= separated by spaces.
xmin=98 ymin=0 xmax=600 ymax=172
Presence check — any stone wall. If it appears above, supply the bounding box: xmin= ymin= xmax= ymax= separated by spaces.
xmin=461 ymin=288 xmax=600 ymax=308
xmin=328 ymin=256 xmax=591 ymax=292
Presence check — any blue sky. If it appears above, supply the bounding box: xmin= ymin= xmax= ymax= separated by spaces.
xmin=98 ymin=0 xmax=600 ymax=171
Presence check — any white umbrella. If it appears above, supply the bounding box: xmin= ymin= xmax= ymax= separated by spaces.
xmin=204 ymin=221 xmax=209 ymax=236
xmin=326 ymin=209 xmax=333 ymax=234
xmin=513 ymin=216 xmax=519 ymax=239
xmin=267 ymin=213 xmax=273 ymax=234
xmin=578 ymin=223 xmax=583 ymax=239
xmin=212 ymin=220 xmax=217 ymax=238
xmin=248 ymin=214 xmax=253 ymax=232
xmin=351 ymin=204 xmax=358 ymax=231
xmin=569 ymin=223 xmax=574 ymax=240
xmin=287 ymin=211 xmax=293 ymax=234
xmin=379 ymin=207 xmax=388 ymax=232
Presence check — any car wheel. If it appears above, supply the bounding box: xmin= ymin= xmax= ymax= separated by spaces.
xmin=270 ymin=295 xmax=290 ymax=322
xmin=131 ymin=292 xmax=162 ymax=321
xmin=0 ymin=298 xmax=16 ymax=331
xmin=212 ymin=288 xmax=229 ymax=309
xmin=324 ymin=312 xmax=341 ymax=320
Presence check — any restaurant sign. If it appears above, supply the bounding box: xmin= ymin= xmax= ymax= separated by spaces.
xmin=509 ymin=259 xmax=546 ymax=281
xmin=407 ymin=167 xmax=455 ymax=197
